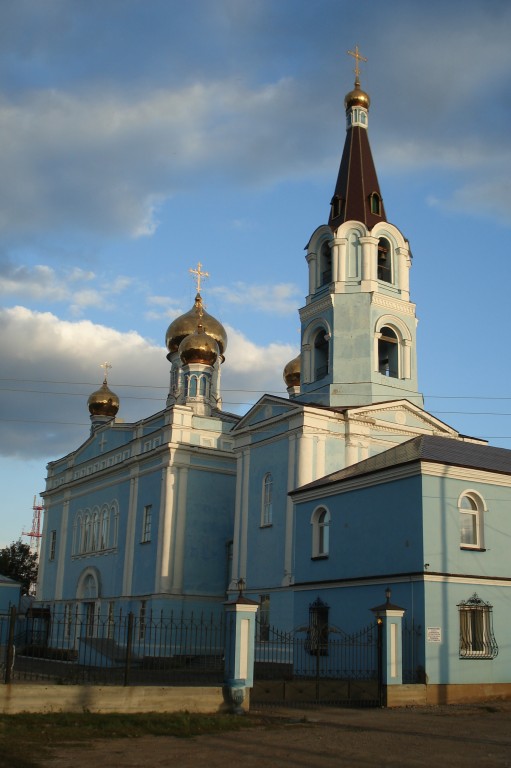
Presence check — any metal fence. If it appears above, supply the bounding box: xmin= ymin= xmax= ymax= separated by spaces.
xmin=254 ymin=618 xmax=381 ymax=681
xmin=1 ymin=606 xmax=227 ymax=686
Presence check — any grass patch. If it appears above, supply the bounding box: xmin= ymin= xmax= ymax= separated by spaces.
xmin=0 ymin=711 xmax=252 ymax=768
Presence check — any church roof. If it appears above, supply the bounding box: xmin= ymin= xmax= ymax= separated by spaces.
xmin=291 ymin=435 xmax=511 ymax=495
xmin=328 ymin=80 xmax=387 ymax=231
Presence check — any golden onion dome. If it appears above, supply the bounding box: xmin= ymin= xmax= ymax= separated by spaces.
xmin=344 ymin=78 xmax=370 ymax=111
xmin=87 ymin=379 xmax=120 ymax=418
xmin=179 ymin=324 xmax=219 ymax=367
xmin=283 ymin=353 xmax=301 ymax=389
xmin=165 ymin=293 xmax=227 ymax=358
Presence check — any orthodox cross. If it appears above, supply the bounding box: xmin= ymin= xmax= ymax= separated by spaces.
xmin=347 ymin=45 xmax=367 ymax=79
xmin=190 ymin=262 xmax=209 ymax=293
xmin=98 ymin=434 xmax=108 ymax=453
xmin=100 ymin=361 xmax=112 ymax=383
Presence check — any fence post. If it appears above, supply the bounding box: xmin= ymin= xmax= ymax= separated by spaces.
xmin=223 ymin=584 xmax=259 ymax=713
xmin=124 ymin=612 xmax=134 ymax=687
xmin=4 ymin=605 xmax=16 ymax=684
xmin=371 ymin=589 xmax=406 ymax=706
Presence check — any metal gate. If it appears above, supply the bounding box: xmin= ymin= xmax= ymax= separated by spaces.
xmin=252 ymin=616 xmax=383 ymax=707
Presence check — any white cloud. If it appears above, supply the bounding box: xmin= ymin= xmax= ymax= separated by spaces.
xmin=211 ymin=282 xmax=301 ymax=315
xmin=0 ymin=307 xmax=294 ymax=458
xmin=0 ymin=260 xmax=134 ymax=314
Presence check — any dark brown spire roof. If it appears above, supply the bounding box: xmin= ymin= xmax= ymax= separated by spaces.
xmin=328 ymin=93 xmax=387 ymax=231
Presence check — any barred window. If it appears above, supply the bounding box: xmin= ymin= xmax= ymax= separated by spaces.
xmin=307 ymin=597 xmax=329 ymax=656
xmin=258 ymin=594 xmax=270 ymax=642
xmin=458 ymin=593 xmax=498 ymax=659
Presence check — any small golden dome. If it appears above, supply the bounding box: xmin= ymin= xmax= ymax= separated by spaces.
xmin=165 ymin=293 xmax=227 ymax=358
xmin=179 ymin=324 xmax=219 ymax=367
xmin=283 ymin=354 xmax=301 ymax=388
xmin=344 ymin=78 xmax=370 ymax=111
xmin=87 ymin=379 xmax=120 ymax=418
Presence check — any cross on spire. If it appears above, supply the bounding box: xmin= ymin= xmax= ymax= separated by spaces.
xmin=347 ymin=44 xmax=367 ymax=81
xmin=100 ymin=361 xmax=112 ymax=383
xmin=190 ymin=262 xmax=209 ymax=293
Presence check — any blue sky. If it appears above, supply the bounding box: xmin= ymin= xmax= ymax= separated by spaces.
xmin=1 ymin=0 xmax=511 ymax=548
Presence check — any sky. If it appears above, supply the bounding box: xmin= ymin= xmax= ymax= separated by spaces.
xmin=1 ymin=0 xmax=511 ymax=548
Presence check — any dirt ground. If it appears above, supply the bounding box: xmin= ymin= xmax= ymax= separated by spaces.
xmin=39 ymin=702 xmax=511 ymax=768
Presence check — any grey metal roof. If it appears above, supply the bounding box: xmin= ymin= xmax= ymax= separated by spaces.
xmin=291 ymin=435 xmax=511 ymax=495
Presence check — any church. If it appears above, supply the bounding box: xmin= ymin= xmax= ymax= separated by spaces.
xmin=36 ymin=56 xmax=511 ymax=694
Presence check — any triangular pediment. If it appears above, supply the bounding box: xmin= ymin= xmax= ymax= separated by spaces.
xmin=345 ymin=399 xmax=482 ymax=441
xmin=232 ymin=395 xmax=303 ymax=433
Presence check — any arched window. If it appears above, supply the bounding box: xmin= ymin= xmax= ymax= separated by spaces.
xmin=188 ymin=375 xmax=198 ymax=397
xmin=261 ymin=473 xmax=273 ymax=526
xmin=82 ymin=513 xmax=91 ymax=553
xmin=459 ymin=492 xmax=485 ymax=550
xmin=314 ymin=330 xmax=329 ymax=381
xmin=199 ymin=375 xmax=206 ymax=396
xmin=100 ymin=507 xmax=109 ymax=549
xmin=378 ymin=326 xmax=399 ymax=377
xmin=312 ymin=506 xmax=330 ymax=558
xmin=73 ymin=515 xmax=81 ymax=556
xmin=369 ymin=192 xmax=381 ymax=216
xmin=330 ymin=195 xmax=343 ymax=220
xmin=377 ymin=237 xmax=392 ymax=282
xmin=319 ymin=241 xmax=332 ymax=286
xmin=91 ymin=511 xmax=99 ymax=551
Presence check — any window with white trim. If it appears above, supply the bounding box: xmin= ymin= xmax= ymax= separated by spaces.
xmin=49 ymin=530 xmax=57 ymax=561
xmin=458 ymin=593 xmax=498 ymax=659
xmin=141 ymin=504 xmax=152 ymax=543
xmin=311 ymin=506 xmax=330 ymax=558
xmin=261 ymin=474 xmax=273 ymax=526
xmin=459 ymin=492 xmax=485 ymax=550
xmin=313 ymin=329 xmax=329 ymax=381
xmin=378 ymin=326 xmax=399 ymax=377
xmin=377 ymin=237 xmax=392 ymax=282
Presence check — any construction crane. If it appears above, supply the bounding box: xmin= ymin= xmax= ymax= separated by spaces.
xmin=22 ymin=496 xmax=43 ymax=556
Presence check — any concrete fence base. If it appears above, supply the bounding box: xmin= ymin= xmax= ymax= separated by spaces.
xmin=0 ymin=684 xmax=230 ymax=714
xmin=386 ymin=683 xmax=511 ymax=707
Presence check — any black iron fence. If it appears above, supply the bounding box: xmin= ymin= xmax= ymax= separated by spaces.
xmin=254 ymin=618 xmax=380 ymax=682
xmin=1 ymin=606 xmax=227 ymax=686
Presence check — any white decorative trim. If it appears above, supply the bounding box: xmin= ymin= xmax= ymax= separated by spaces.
xmin=299 ymin=295 xmax=334 ymax=321
xmin=372 ymin=293 xmax=416 ymax=315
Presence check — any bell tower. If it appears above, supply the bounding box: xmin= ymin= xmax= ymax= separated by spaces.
xmin=294 ymin=48 xmax=423 ymax=409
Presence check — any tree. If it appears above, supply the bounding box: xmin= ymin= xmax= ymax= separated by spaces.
xmin=0 ymin=539 xmax=38 ymax=595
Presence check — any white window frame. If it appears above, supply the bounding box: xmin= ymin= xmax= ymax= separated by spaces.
xmin=49 ymin=530 xmax=57 ymax=561
xmin=311 ymin=506 xmax=330 ymax=558
xmin=458 ymin=490 xmax=485 ymax=550
xmin=261 ymin=473 xmax=273 ymax=527
xmin=141 ymin=504 xmax=152 ymax=543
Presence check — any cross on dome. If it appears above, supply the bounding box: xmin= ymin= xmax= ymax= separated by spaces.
xmin=100 ymin=361 xmax=112 ymax=383
xmin=347 ymin=44 xmax=367 ymax=81
xmin=189 ymin=262 xmax=209 ymax=293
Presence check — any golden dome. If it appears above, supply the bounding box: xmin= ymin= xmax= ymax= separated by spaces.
xmin=165 ymin=293 xmax=227 ymax=358
xmin=87 ymin=379 xmax=119 ymax=418
xmin=283 ymin=353 xmax=301 ymax=389
xmin=179 ymin=324 xmax=219 ymax=367
xmin=344 ymin=78 xmax=370 ymax=111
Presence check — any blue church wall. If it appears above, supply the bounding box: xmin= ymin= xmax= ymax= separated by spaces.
xmin=182 ymin=467 xmax=235 ymax=595
xmin=422 ymin=581 xmax=510 ymax=686
xmin=244 ymin=437 xmax=289 ymax=592
xmin=294 ymin=475 xmax=425 ymax=585
xmin=129 ymin=470 xmax=161 ymax=595
xmin=422 ymin=474 xmax=511 ymax=578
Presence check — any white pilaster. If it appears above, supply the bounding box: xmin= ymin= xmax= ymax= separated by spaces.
xmin=122 ymin=470 xmax=139 ymax=596
xmin=171 ymin=465 xmax=188 ymax=592
xmin=54 ymin=496 xmax=69 ymax=600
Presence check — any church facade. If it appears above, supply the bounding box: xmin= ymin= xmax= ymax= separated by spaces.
xmin=37 ymin=65 xmax=511 ymax=692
